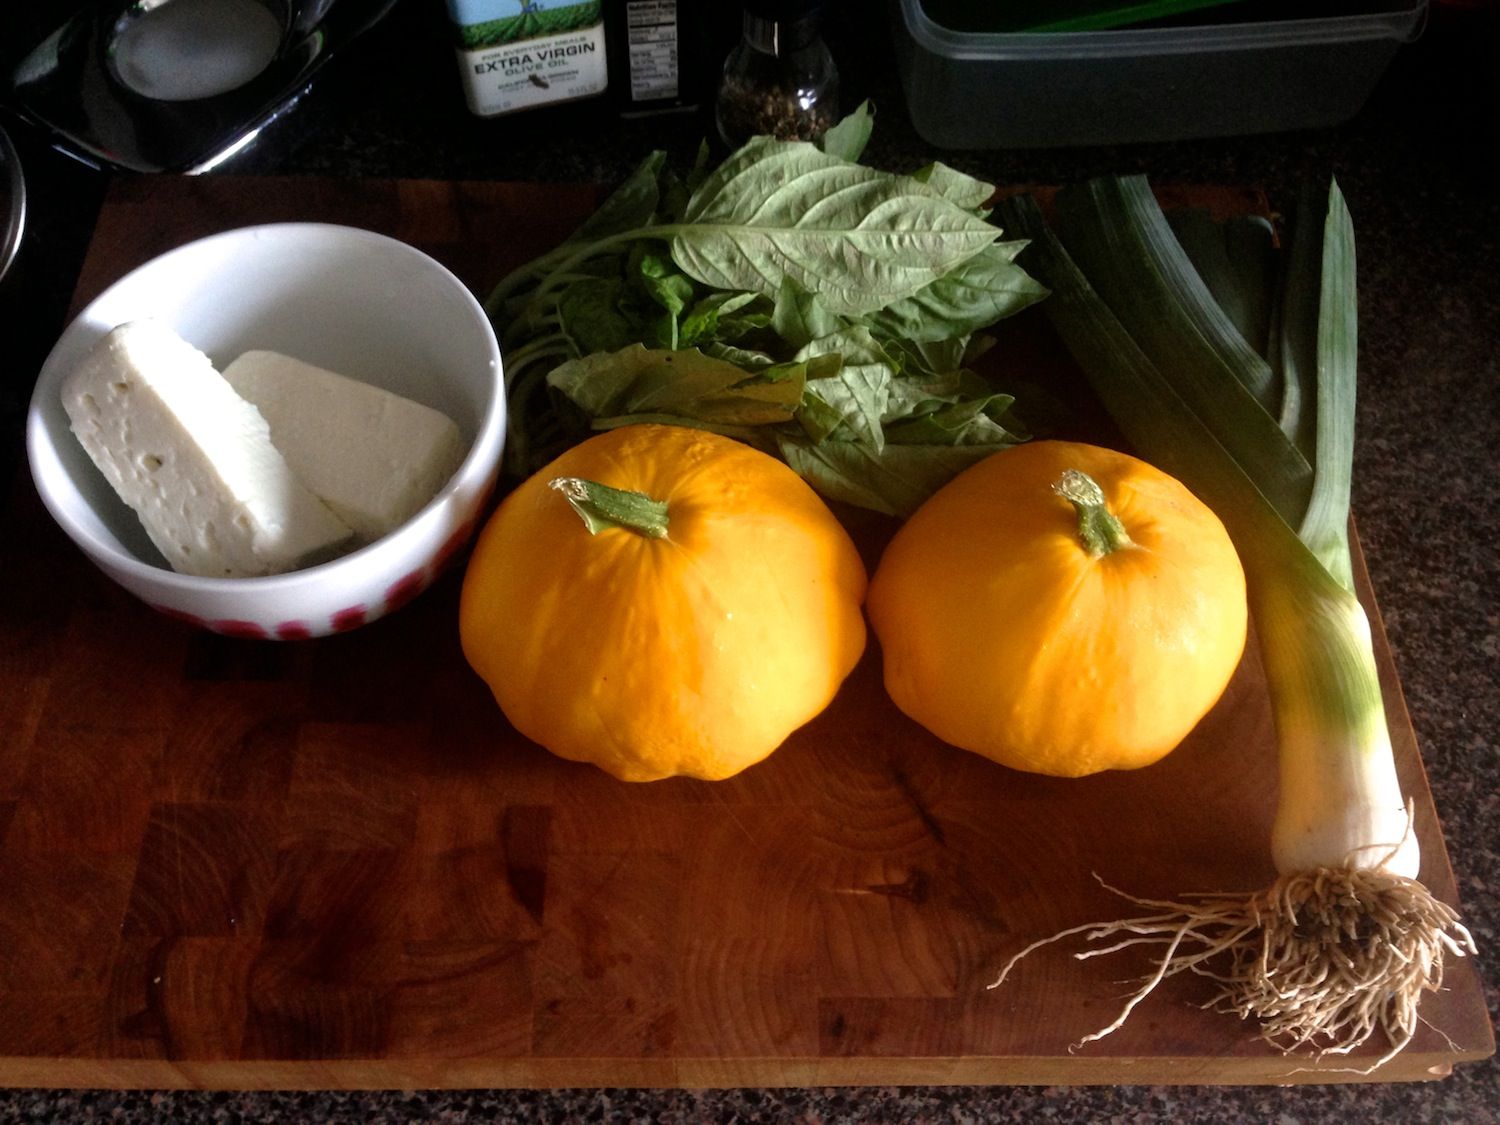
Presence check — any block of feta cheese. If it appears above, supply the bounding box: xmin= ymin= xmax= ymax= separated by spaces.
xmin=60 ymin=320 xmax=354 ymax=578
xmin=221 ymin=350 xmax=466 ymax=543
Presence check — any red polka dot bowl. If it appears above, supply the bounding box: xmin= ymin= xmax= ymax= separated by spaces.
xmin=26 ymin=223 xmax=506 ymax=639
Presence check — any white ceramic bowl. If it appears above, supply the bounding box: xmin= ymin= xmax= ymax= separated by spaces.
xmin=27 ymin=222 xmax=505 ymax=639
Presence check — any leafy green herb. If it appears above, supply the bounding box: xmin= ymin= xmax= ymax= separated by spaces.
xmin=485 ymin=102 xmax=1047 ymax=516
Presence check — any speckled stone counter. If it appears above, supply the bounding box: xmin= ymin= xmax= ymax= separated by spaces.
xmin=1 ymin=1 xmax=1495 ymax=1120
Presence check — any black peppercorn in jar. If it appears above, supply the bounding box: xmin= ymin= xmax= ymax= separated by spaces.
xmin=715 ymin=0 xmax=839 ymax=148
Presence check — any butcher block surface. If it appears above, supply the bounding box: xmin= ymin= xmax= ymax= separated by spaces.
xmin=0 ymin=176 xmax=1490 ymax=1090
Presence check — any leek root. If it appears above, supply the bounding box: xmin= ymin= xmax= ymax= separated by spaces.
xmin=989 ymin=848 xmax=1475 ymax=1068
xmin=993 ymin=180 xmax=1478 ymax=1067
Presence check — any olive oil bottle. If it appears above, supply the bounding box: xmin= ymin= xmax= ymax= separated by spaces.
xmin=446 ymin=0 xmax=609 ymax=116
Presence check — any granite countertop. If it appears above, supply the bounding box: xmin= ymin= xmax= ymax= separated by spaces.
xmin=1 ymin=0 xmax=1495 ymax=1120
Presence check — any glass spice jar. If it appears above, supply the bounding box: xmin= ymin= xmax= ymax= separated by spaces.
xmin=714 ymin=0 xmax=839 ymax=148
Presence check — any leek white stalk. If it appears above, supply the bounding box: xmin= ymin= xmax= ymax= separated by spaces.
xmin=1261 ymin=574 xmax=1418 ymax=880
xmin=992 ymin=179 xmax=1475 ymax=1069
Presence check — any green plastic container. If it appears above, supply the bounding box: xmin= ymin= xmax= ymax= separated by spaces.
xmin=891 ymin=0 xmax=1428 ymax=147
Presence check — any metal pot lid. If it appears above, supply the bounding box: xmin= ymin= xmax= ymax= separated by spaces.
xmin=0 ymin=123 xmax=24 ymax=284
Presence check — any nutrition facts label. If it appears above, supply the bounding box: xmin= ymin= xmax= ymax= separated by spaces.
xmin=624 ymin=0 xmax=679 ymax=101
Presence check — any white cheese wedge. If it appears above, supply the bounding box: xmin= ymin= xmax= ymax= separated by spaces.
xmin=60 ymin=320 xmax=354 ymax=578
xmin=221 ymin=350 xmax=466 ymax=543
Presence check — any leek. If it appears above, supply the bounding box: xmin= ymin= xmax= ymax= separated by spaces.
xmin=1052 ymin=176 xmax=1312 ymax=527
xmin=1166 ymin=207 xmax=1277 ymax=361
xmin=991 ymin=180 xmax=1475 ymax=1068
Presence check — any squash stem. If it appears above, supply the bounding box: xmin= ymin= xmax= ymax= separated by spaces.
xmin=550 ymin=477 xmax=669 ymax=539
xmin=1053 ymin=469 xmax=1134 ymax=557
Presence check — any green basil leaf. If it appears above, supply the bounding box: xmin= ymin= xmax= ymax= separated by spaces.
xmin=547 ymin=345 xmax=656 ymax=416
xmin=795 ymin=396 xmax=848 ymax=445
xmin=866 ymin=242 xmax=1050 ymax=343
xmin=695 ymin=379 xmax=804 ymax=425
xmin=880 ymin=336 xmax=967 ymax=379
xmin=795 ymin=327 xmax=897 ymax=451
xmin=637 ymin=253 xmax=695 ymax=315
xmin=772 ymin=277 xmax=844 ymax=351
xmin=909 ymin=161 xmax=996 ymax=212
xmin=674 ymin=138 xmax=999 ymax=316
xmin=632 ymin=252 xmax=695 ymax=349
xmin=549 ymin=344 xmax=805 ymax=429
xmin=570 ymin=151 xmax=666 ymax=242
xmin=768 ymin=353 xmax=838 ymax=383
xmin=883 ymin=394 xmax=1024 ymax=447
xmin=882 ymin=368 xmax=980 ymax=417
xmin=819 ymin=99 xmax=875 ymax=163
xmin=777 ymin=435 xmax=999 ymax=518
xmin=702 ymin=341 xmax=778 ymax=369
xmin=624 ymin=352 xmax=744 ymax=411
xmin=556 ymin=278 xmax=638 ymax=355
xmin=680 ymin=291 xmax=763 ymax=348
xmin=685 ymin=140 xmax=714 ymax=195
xmin=715 ymin=309 xmax=773 ymax=342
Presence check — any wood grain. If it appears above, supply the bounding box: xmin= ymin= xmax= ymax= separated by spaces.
xmin=0 ymin=176 xmax=1491 ymax=1090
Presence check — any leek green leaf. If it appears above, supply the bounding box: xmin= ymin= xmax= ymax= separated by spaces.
xmin=1297 ymin=179 xmax=1358 ymax=593
xmin=1166 ymin=207 xmax=1277 ymax=359
xmin=1275 ymin=184 xmax=1325 ymax=464
xmin=1052 ymin=176 xmax=1313 ymax=527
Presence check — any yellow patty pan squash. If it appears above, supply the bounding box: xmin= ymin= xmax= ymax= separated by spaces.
xmin=867 ymin=440 xmax=1247 ymax=778
xmin=459 ymin=424 xmax=869 ymax=782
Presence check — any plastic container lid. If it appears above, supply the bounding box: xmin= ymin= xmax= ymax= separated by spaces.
xmin=892 ymin=0 xmax=1428 ymax=148
xmin=918 ymin=0 xmax=1243 ymax=33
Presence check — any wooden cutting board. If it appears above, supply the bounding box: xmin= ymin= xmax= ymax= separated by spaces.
xmin=0 ymin=176 xmax=1490 ymax=1090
